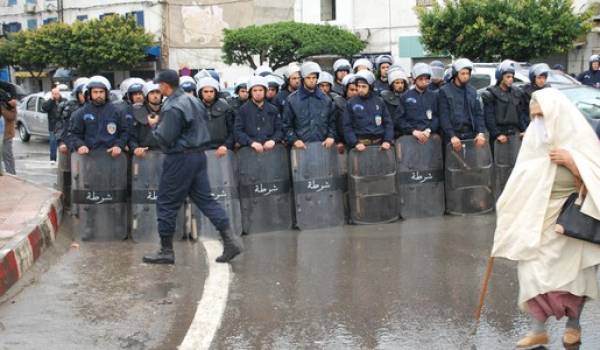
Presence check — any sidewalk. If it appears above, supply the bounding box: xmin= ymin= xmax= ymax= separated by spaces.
xmin=0 ymin=175 xmax=63 ymax=296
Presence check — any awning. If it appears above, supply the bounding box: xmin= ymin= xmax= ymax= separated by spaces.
xmin=145 ymin=45 xmax=161 ymax=58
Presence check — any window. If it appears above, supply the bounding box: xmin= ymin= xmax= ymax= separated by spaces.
xmin=8 ymin=0 xmax=17 ymax=6
xmin=26 ymin=97 xmax=37 ymax=112
xmin=6 ymin=22 xmax=22 ymax=33
xmin=126 ymin=11 xmax=144 ymax=27
xmin=27 ymin=19 xmax=37 ymax=29
xmin=26 ymin=0 xmax=36 ymax=3
xmin=99 ymin=13 xmax=116 ymax=20
xmin=416 ymin=0 xmax=435 ymax=7
xmin=320 ymin=0 xmax=336 ymax=21
xmin=76 ymin=15 xmax=88 ymax=21
xmin=43 ymin=17 xmax=57 ymax=25
xmin=36 ymin=97 xmax=44 ymax=112
xmin=398 ymin=36 xmax=429 ymax=58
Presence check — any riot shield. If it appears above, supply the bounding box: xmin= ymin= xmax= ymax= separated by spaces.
xmin=338 ymin=149 xmax=350 ymax=223
xmin=493 ymin=135 xmax=522 ymax=199
xmin=71 ymin=150 xmax=128 ymax=241
xmin=348 ymin=146 xmax=399 ymax=224
xmin=56 ymin=151 xmax=72 ymax=208
xmin=445 ymin=140 xmax=494 ymax=215
xmin=238 ymin=144 xmax=293 ymax=234
xmin=291 ymin=142 xmax=345 ymax=230
xmin=130 ymin=150 xmax=185 ymax=242
xmin=190 ymin=150 xmax=242 ymax=239
xmin=395 ymin=134 xmax=445 ymax=219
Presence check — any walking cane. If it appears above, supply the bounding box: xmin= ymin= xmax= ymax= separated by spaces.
xmin=474 ymin=256 xmax=495 ymax=321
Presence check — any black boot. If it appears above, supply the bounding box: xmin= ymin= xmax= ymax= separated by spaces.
xmin=143 ymin=236 xmax=175 ymax=264
xmin=216 ymin=228 xmax=242 ymax=263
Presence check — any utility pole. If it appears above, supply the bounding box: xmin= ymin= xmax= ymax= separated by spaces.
xmin=58 ymin=0 xmax=64 ymax=23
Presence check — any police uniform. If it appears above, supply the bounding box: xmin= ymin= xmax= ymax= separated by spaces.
xmin=234 ymin=100 xmax=283 ymax=146
xmin=56 ymin=99 xmax=84 ymax=151
xmin=143 ymin=72 xmax=241 ymax=264
xmin=282 ymin=86 xmax=337 ymax=144
xmin=577 ymin=69 xmax=600 ymax=88
xmin=342 ymin=93 xmax=394 ymax=147
xmin=128 ymin=103 xmax=161 ymax=150
xmin=373 ymin=79 xmax=390 ymax=95
xmin=438 ymin=81 xmax=486 ymax=141
xmin=202 ymin=98 xmax=235 ymax=150
xmin=70 ymin=101 xmax=129 ymax=151
xmin=395 ymin=88 xmax=440 ymax=136
xmin=482 ymin=85 xmax=528 ymax=140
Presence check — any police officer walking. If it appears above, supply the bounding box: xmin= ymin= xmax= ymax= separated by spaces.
xmin=70 ymin=76 xmax=128 ymax=158
xmin=332 ymin=59 xmax=352 ymax=96
xmin=577 ymin=54 xmax=600 ymax=88
xmin=438 ymin=58 xmax=487 ymax=152
xmin=234 ymin=76 xmax=283 ymax=152
xmin=374 ymin=55 xmax=394 ymax=95
xmin=283 ymin=62 xmax=337 ymax=150
xmin=143 ymin=70 xmax=241 ymax=264
xmin=482 ymin=60 xmax=528 ymax=145
xmin=395 ymin=63 xmax=440 ymax=142
xmin=343 ymin=70 xmax=394 ymax=151
xmin=196 ymin=77 xmax=235 ymax=158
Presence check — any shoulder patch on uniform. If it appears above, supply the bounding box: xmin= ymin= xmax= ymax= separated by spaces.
xmin=406 ymin=97 xmax=417 ymax=104
xmin=83 ymin=113 xmax=95 ymax=121
xmin=107 ymin=122 xmax=117 ymax=135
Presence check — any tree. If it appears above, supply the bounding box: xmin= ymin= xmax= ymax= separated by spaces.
xmin=69 ymin=15 xmax=154 ymax=76
xmin=416 ymin=0 xmax=592 ymax=62
xmin=222 ymin=21 xmax=366 ymax=70
xmin=0 ymin=15 xmax=154 ymax=78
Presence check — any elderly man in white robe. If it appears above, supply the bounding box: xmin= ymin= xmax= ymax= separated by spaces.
xmin=492 ymin=88 xmax=600 ymax=349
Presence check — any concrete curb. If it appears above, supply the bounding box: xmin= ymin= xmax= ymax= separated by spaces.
xmin=0 ymin=190 xmax=63 ymax=297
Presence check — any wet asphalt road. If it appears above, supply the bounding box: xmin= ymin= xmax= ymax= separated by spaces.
xmin=3 ymin=137 xmax=600 ymax=349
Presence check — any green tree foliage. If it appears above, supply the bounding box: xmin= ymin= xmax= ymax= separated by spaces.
xmin=222 ymin=21 xmax=366 ymax=70
xmin=0 ymin=15 xmax=153 ymax=77
xmin=416 ymin=0 xmax=592 ymax=61
xmin=69 ymin=15 xmax=153 ymax=75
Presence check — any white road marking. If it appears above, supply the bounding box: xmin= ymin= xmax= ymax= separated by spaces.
xmin=179 ymin=239 xmax=230 ymax=350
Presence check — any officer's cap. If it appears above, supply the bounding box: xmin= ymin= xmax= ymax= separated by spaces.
xmin=154 ymin=70 xmax=179 ymax=88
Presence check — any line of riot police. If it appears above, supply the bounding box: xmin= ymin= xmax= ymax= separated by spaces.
xmin=53 ymin=56 xmax=553 ymax=245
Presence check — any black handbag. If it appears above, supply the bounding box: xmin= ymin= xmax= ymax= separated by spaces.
xmin=556 ymin=189 xmax=600 ymax=244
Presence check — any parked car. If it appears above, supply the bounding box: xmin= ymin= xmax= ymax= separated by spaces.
xmin=469 ymin=62 xmax=579 ymax=90
xmin=16 ymin=91 xmax=70 ymax=142
xmin=559 ymin=85 xmax=600 ymax=130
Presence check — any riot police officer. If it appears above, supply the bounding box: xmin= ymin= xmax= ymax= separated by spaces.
xmin=577 ymin=54 xmax=600 ymax=88
xmin=342 ymin=70 xmax=394 ymax=151
xmin=227 ymin=79 xmax=249 ymax=112
xmin=522 ymin=63 xmax=550 ymax=113
xmin=234 ymin=76 xmax=283 ymax=152
xmin=114 ymin=77 xmax=145 ymax=113
xmin=128 ymin=82 xmax=162 ymax=156
xmin=274 ymin=63 xmax=301 ymax=113
xmin=381 ymin=68 xmax=409 ymax=126
xmin=438 ymin=58 xmax=487 ymax=152
xmin=57 ymin=77 xmax=89 ymax=154
xmin=331 ymin=74 xmax=358 ymax=152
xmin=395 ymin=63 xmax=440 ymax=143
xmin=332 ymin=58 xmax=352 ymax=95
xmin=143 ymin=69 xmax=241 ymax=264
xmin=70 ymin=76 xmax=128 ymax=157
xmin=196 ymin=77 xmax=234 ymax=158
xmin=374 ymin=54 xmax=393 ymax=95
xmin=265 ymin=74 xmax=282 ymax=105
xmin=353 ymin=58 xmax=373 ymax=73
xmin=254 ymin=65 xmax=273 ymax=77
xmin=317 ymin=71 xmax=336 ymax=96
xmin=429 ymin=60 xmax=446 ymax=91
xmin=283 ymin=61 xmax=337 ymax=150
xmin=482 ymin=60 xmax=528 ymax=145
xmin=179 ymin=76 xmax=197 ymax=97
